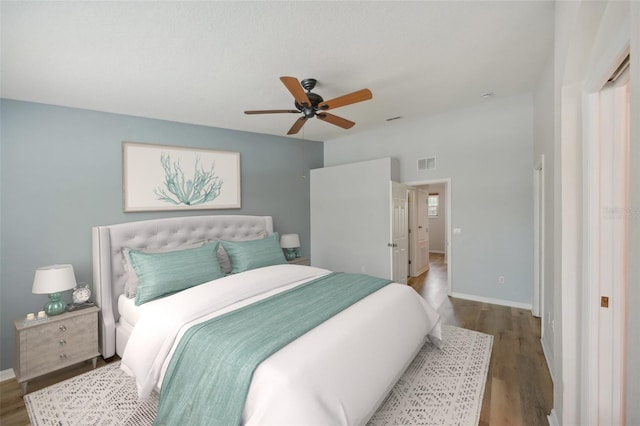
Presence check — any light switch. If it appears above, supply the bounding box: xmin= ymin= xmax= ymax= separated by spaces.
xmin=453 ymin=228 xmax=461 ymax=235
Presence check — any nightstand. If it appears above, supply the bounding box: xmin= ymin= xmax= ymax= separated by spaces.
xmin=14 ymin=305 xmax=100 ymax=394
xmin=287 ymin=256 xmax=310 ymax=266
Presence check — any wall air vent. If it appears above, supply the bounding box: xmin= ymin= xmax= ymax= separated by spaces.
xmin=417 ymin=157 xmax=436 ymax=171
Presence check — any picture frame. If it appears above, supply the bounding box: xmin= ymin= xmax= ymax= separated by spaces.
xmin=122 ymin=141 xmax=241 ymax=212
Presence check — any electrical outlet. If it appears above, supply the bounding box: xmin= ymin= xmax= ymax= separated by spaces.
xmin=498 ymin=276 xmax=505 ymax=284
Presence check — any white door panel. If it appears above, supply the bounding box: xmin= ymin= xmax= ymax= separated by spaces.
xmin=390 ymin=182 xmax=408 ymax=284
xmin=415 ymin=190 xmax=430 ymax=274
xmin=583 ymin=68 xmax=629 ymax=426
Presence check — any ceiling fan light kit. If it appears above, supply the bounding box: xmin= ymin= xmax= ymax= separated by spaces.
xmin=244 ymin=76 xmax=372 ymax=135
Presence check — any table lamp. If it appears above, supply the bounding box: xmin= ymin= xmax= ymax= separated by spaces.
xmin=32 ymin=264 xmax=77 ymax=316
xmin=280 ymin=234 xmax=300 ymax=260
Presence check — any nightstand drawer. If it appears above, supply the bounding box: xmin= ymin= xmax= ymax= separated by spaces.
xmin=21 ymin=313 xmax=98 ymax=378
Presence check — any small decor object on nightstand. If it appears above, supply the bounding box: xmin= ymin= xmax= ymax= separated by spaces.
xmin=32 ymin=264 xmax=77 ymax=316
xmin=23 ymin=310 xmax=48 ymax=325
xmin=69 ymin=282 xmax=94 ymax=311
xmin=280 ymin=234 xmax=300 ymax=260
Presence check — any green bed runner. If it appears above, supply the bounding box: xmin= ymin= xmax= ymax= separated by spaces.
xmin=154 ymin=272 xmax=392 ymax=426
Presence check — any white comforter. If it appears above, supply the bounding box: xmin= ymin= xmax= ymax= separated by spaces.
xmin=120 ymin=264 xmax=442 ymax=425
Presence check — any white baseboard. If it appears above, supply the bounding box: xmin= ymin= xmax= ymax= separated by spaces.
xmin=450 ymin=292 xmax=533 ymax=310
xmin=0 ymin=368 xmax=15 ymax=382
xmin=541 ymin=338 xmax=557 ymax=425
xmin=429 ymin=250 xmax=445 ymax=254
xmin=540 ymin=337 xmax=554 ymax=383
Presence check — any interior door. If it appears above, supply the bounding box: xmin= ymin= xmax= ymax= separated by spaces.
xmin=407 ymin=188 xmax=418 ymax=276
xmin=415 ymin=189 xmax=430 ymax=274
xmin=390 ymin=181 xmax=408 ymax=284
xmin=596 ymin=72 xmax=629 ymax=426
xmin=583 ymin=65 xmax=630 ymax=425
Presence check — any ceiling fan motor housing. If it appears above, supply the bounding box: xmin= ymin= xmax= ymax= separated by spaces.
xmin=295 ymin=92 xmax=324 ymax=117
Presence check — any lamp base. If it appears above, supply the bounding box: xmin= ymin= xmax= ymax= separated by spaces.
xmin=44 ymin=292 xmax=67 ymax=316
xmin=284 ymin=248 xmax=297 ymax=261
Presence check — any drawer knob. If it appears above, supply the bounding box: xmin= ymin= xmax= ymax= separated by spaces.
xmin=59 ymin=339 xmax=67 ymax=345
xmin=59 ymin=325 xmax=67 ymax=332
xmin=59 ymin=353 xmax=67 ymax=359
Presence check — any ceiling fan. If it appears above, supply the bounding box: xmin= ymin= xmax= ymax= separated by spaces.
xmin=244 ymin=77 xmax=373 ymax=135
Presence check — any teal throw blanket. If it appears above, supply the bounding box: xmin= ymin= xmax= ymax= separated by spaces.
xmin=154 ymin=272 xmax=392 ymax=426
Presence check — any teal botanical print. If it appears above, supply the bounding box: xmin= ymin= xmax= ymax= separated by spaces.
xmin=154 ymin=153 xmax=223 ymax=206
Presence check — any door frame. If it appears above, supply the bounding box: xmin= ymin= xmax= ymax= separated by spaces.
xmin=404 ymin=177 xmax=452 ymax=295
xmin=533 ymin=155 xmax=545 ymax=324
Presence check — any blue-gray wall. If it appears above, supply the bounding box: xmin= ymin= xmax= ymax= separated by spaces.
xmin=324 ymin=93 xmax=534 ymax=307
xmin=0 ymin=99 xmax=323 ymax=371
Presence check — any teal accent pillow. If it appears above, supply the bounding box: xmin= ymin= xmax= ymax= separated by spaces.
xmin=129 ymin=242 xmax=224 ymax=306
xmin=222 ymin=232 xmax=287 ymax=273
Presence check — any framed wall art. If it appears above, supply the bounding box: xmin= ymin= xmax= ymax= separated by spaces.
xmin=122 ymin=141 xmax=241 ymax=212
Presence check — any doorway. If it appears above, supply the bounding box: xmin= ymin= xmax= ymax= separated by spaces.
xmin=405 ymin=178 xmax=452 ymax=296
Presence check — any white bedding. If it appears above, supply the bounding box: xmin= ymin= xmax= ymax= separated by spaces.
xmin=117 ymin=294 xmax=140 ymax=326
xmin=120 ymin=264 xmax=442 ymax=425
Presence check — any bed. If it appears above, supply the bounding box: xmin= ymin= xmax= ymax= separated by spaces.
xmin=92 ymin=215 xmax=442 ymax=425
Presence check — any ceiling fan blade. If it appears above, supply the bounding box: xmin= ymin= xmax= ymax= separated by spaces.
xmin=318 ymin=89 xmax=372 ymax=110
xmin=245 ymin=109 xmax=299 ymax=115
xmin=287 ymin=117 xmax=308 ymax=135
xmin=316 ymin=112 xmax=355 ymax=129
xmin=280 ymin=76 xmax=312 ymax=107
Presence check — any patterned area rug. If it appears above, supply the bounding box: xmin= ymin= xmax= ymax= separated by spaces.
xmin=25 ymin=325 xmax=492 ymax=426
xmin=367 ymin=325 xmax=493 ymax=425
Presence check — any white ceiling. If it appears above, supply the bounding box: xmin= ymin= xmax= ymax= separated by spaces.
xmin=1 ymin=1 xmax=554 ymax=142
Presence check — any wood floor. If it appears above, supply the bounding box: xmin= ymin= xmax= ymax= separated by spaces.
xmin=1 ymin=254 xmax=552 ymax=425
xmin=409 ymin=253 xmax=553 ymax=426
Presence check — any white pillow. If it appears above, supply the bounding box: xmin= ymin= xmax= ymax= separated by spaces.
xmin=122 ymin=241 xmax=206 ymax=298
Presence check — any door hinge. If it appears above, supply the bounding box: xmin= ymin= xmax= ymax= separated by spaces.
xmin=601 ymin=296 xmax=609 ymax=308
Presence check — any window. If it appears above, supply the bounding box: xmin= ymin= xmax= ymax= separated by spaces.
xmin=427 ymin=194 xmax=439 ymax=217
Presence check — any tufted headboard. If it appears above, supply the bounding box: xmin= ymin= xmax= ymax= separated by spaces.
xmin=92 ymin=215 xmax=274 ymax=358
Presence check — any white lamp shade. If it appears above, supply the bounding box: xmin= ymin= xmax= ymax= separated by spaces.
xmin=32 ymin=264 xmax=77 ymax=294
xmin=280 ymin=234 xmax=300 ymax=249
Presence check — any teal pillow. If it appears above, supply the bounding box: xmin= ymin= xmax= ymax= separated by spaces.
xmin=222 ymin=232 xmax=287 ymax=273
xmin=129 ymin=242 xmax=224 ymax=306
